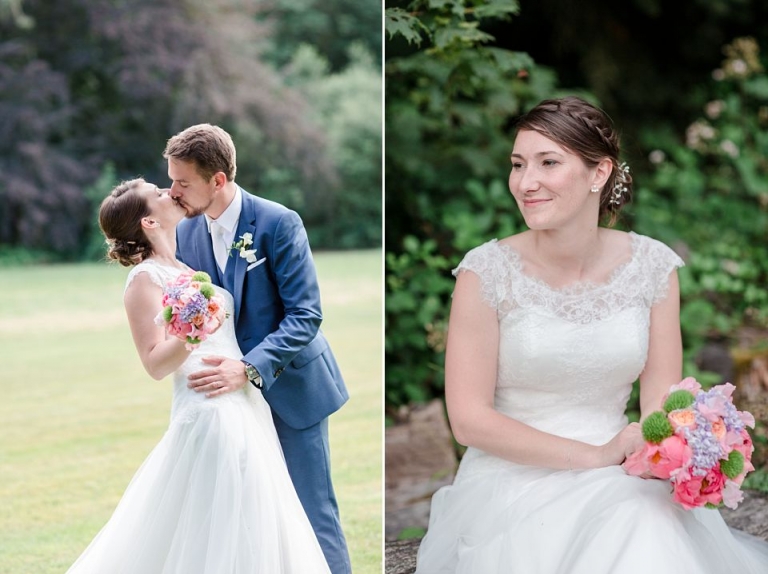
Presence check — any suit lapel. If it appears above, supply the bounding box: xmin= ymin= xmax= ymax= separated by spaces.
xmin=232 ymin=189 xmax=258 ymax=323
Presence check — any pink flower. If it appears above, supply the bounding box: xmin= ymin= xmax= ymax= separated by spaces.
xmin=732 ymin=429 xmax=754 ymax=461
xmin=739 ymin=409 xmax=756 ymax=429
xmin=697 ymin=394 xmax=729 ymax=422
xmin=673 ymin=477 xmax=707 ymax=510
xmin=718 ymin=382 xmax=736 ymax=399
xmin=649 ymin=435 xmax=692 ymax=480
xmin=670 ymin=377 xmax=702 ymax=394
xmin=699 ymin=467 xmax=726 ymax=506
xmin=623 ymin=444 xmax=654 ymax=476
xmin=722 ymin=480 xmax=744 ymax=510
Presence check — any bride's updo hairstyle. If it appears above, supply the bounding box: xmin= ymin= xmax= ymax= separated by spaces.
xmin=99 ymin=178 xmax=153 ymax=267
xmin=513 ymin=96 xmax=633 ymax=226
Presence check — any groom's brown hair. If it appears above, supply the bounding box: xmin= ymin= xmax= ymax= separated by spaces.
xmin=163 ymin=123 xmax=237 ymax=182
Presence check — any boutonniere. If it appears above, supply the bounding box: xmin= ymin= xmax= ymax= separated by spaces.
xmin=229 ymin=232 xmax=258 ymax=263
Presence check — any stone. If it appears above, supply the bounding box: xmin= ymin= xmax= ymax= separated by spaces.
xmin=385 ymin=399 xmax=458 ymax=541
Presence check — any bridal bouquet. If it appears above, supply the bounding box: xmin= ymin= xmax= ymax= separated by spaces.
xmin=623 ymin=377 xmax=755 ymax=510
xmin=154 ymin=270 xmax=228 ymax=350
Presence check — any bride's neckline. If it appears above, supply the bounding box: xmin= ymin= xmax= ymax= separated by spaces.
xmin=141 ymin=257 xmax=192 ymax=272
xmin=491 ymin=231 xmax=640 ymax=295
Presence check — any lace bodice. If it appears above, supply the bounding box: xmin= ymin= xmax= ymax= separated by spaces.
xmin=125 ymin=260 xmax=259 ymax=423
xmin=452 ymin=233 xmax=684 ymax=476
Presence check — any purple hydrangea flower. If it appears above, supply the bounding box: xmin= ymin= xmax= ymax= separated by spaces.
xmin=179 ymin=292 xmax=208 ymax=322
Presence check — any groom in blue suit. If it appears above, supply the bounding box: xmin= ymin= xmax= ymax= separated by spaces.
xmin=164 ymin=124 xmax=351 ymax=574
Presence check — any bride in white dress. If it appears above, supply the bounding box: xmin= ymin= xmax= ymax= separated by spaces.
xmin=415 ymin=96 xmax=768 ymax=573
xmin=66 ymin=178 xmax=330 ymax=573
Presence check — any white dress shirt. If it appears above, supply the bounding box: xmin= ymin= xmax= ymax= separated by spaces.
xmin=205 ymin=187 xmax=243 ymax=273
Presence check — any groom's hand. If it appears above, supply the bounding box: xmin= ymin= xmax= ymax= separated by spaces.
xmin=187 ymin=356 xmax=248 ymax=398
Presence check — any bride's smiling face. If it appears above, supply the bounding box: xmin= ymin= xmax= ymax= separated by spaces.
xmin=508 ymin=129 xmax=602 ymax=230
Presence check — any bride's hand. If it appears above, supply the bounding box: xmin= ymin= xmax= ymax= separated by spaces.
xmin=600 ymin=423 xmax=645 ymax=467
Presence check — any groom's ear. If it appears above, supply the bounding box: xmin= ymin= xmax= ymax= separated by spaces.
xmin=212 ymin=172 xmax=226 ymax=190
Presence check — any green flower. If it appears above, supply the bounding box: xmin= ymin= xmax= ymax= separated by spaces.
xmin=720 ymin=450 xmax=745 ymax=479
xmin=199 ymin=283 xmax=215 ymax=300
xmin=191 ymin=271 xmax=212 ymax=283
xmin=663 ymin=390 xmax=696 ymax=413
xmin=162 ymin=305 xmax=174 ymax=322
xmin=642 ymin=411 xmax=674 ymax=444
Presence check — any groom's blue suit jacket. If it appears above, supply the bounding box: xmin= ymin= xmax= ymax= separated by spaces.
xmin=176 ymin=188 xmax=349 ymax=430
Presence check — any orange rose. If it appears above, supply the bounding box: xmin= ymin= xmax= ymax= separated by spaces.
xmin=711 ymin=418 xmax=726 ymax=440
xmin=668 ymin=409 xmax=696 ymax=431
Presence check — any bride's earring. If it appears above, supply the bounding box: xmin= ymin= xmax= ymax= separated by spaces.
xmin=590 ymin=185 xmax=600 ymax=194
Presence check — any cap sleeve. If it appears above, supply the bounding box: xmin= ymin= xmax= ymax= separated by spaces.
xmin=452 ymin=240 xmax=503 ymax=310
xmin=124 ymin=262 xmax=168 ymax=295
xmin=643 ymin=237 xmax=685 ymax=305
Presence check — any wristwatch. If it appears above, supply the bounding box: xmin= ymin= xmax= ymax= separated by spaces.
xmin=242 ymin=361 xmax=263 ymax=389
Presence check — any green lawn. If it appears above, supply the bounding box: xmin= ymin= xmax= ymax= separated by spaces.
xmin=0 ymin=250 xmax=383 ymax=574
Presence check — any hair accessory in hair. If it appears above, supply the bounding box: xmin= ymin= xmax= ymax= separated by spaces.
xmin=610 ymin=162 xmax=630 ymax=206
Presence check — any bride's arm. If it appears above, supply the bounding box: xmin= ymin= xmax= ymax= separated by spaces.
xmin=445 ymin=270 xmax=639 ymax=470
xmin=124 ymin=272 xmax=191 ymax=380
xmin=638 ymin=270 xmax=683 ymax=420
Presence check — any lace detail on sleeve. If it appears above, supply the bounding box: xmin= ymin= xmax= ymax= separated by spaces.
xmin=124 ymin=261 xmax=175 ymax=294
xmin=641 ymin=237 xmax=686 ymax=305
xmin=452 ymin=241 xmax=503 ymax=310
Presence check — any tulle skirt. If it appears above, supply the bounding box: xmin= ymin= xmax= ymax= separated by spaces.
xmin=66 ymin=389 xmax=330 ymax=574
xmin=415 ymin=454 xmax=768 ymax=573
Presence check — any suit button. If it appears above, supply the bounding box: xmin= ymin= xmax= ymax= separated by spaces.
xmin=274 ymin=367 xmax=284 ymax=378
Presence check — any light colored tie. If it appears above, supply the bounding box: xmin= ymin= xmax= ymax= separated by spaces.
xmin=210 ymin=220 xmax=228 ymax=272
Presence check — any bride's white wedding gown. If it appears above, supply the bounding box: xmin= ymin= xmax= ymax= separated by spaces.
xmin=67 ymin=260 xmax=330 ymax=574
xmin=415 ymin=232 xmax=768 ymax=574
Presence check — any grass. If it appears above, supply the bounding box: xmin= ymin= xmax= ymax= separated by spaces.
xmin=0 ymin=249 xmax=383 ymax=574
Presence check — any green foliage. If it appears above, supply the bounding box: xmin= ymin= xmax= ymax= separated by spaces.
xmin=386 ymin=236 xmax=454 ymax=405
xmin=81 ymin=162 xmax=118 ymax=262
xmin=743 ymin=467 xmax=768 ymax=492
xmin=385 ymin=177 xmax=528 ymax=406
xmin=1 ymin=0 xmax=380 ymax=256
xmin=633 ymin=36 xmax=768 ymax=359
xmin=385 ymin=8 xmax=428 ymax=46
xmin=281 ymin=43 xmax=382 ymax=249
xmin=397 ymin=526 xmax=427 ymax=540
xmin=0 ymin=245 xmax=52 ymax=266
xmin=384 ymin=0 xmax=558 ymax=409
xmin=261 ymin=0 xmax=381 ymax=72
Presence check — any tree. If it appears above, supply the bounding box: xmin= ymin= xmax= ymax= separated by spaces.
xmin=0 ymin=0 xmax=339 ymax=256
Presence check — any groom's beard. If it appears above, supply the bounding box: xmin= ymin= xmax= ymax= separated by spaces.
xmin=175 ymin=197 xmax=214 ymax=218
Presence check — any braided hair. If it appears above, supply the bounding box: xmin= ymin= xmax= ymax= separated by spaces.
xmin=513 ymin=96 xmax=632 ymax=226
